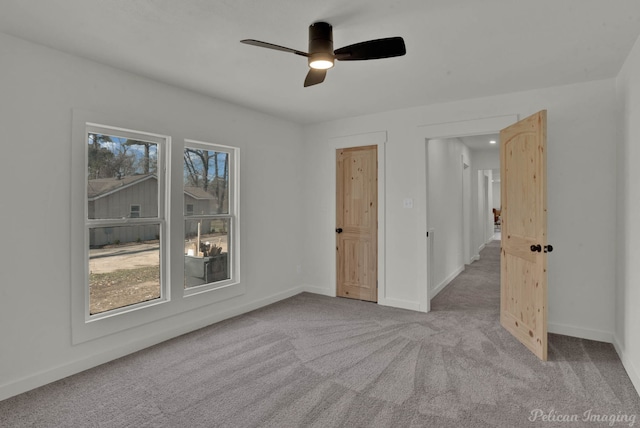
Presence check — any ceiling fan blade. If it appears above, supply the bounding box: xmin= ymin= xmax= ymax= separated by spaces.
xmin=334 ymin=37 xmax=406 ymax=61
xmin=304 ymin=69 xmax=327 ymax=87
xmin=240 ymin=39 xmax=308 ymax=57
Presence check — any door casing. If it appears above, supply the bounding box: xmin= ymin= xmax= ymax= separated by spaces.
xmin=419 ymin=115 xmax=519 ymax=311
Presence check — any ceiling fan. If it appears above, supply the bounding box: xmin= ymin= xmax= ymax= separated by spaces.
xmin=241 ymin=22 xmax=406 ymax=87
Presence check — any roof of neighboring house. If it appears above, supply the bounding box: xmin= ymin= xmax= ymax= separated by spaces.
xmin=87 ymin=174 xmax=156 ymax=200
xmin=88 ymin=174 xmax=218 ymax=201
xmin=184 ymin=186 xmax=215 ymax=200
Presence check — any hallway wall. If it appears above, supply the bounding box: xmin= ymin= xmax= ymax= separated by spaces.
xmin=615 ymin=33 xmax=640 ymax=394
xmin=427 ymin=138 xmax=470 ymax=295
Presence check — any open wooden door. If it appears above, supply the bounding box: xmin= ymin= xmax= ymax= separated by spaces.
xmin=336 ymin=145 xmax=378 ymax=302
xmin=500 ymin=110 xmax=549 ymax=360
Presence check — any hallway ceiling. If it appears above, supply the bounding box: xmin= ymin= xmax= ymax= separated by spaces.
xmin=1 ymin=0 xmax=639 ymax=124
xmin=459 ymin=134 xmax=500 ymax=151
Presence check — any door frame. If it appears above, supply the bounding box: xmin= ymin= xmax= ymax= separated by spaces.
xmin=418 ymin=114 xmax=519 ymax=312
xmin=328 ymin=131 xmax=387 ymax=305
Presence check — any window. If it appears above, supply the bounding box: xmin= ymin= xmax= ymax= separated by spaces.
xmin=183 ymin=141 xmax=235 ymax=290
xmin=85 ymin=124 xmax=166 ymax=318
xmin=130 ymin=204 xmax=141 ymax=218
xmin=72 ymin=110 xmax=241 ymax=343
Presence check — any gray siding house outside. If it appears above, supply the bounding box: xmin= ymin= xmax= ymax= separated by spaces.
xmin=88 ymin=175 xmax=217 ymax=246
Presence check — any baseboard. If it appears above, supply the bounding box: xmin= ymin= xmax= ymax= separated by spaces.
xmin=471 ymin=254 xmax=480 ymax=262
xmin=378 ymin=297 xmax=421 ymax=312
xmin=431 ymin=265 xmax=465 ymax=298
xmin=304 ymin=285 xmax=420 ymax=312
xmin=613 ymin=336 xmax=640 ymax=396
xmin=303 ymin=284 xmax=336 ymax=297
xmin=0 ymin=285 xmax=306 ymax=402
xmin=547 ymin=322 xmax=614 ymax=343
xmin=478 ymin=243 xmax=486 ymax=252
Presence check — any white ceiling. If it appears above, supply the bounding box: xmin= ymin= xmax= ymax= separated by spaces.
xmin=1 ymin=0 xmax=639 ymax=124
xmin=459 ymin=134 xmax=500 ymax=152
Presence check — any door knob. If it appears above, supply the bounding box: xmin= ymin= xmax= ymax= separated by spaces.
xmin=336 ymin=228 xmax=343 ymax=234
xmin=530 ymin=244 xmax=542 ymax=253
xmin=544 ymin=245 xmax=554 ymax=253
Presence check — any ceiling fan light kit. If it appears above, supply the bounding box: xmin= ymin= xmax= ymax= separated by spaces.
xmin=308 ymin=22 xmax=335 ymax=70
xmin=241 ymin=21 xmax=406 ymax=87
xmin=309 ymin=54 xmax=334 ymax=70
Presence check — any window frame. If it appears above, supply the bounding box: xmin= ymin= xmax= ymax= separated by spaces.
xmin=183 ymin=139 xmax=238 ymax=296
xmin=84 ymin=123 xmax=169 ymax=322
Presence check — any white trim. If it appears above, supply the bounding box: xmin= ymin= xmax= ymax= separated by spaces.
xmin=329 ymin=131 xmax=387 ymax=307
xmin=418 ymin=114 xmax=519 ymax=312
xmin=378 ymin=297 xmax=421 ymax=312
xmin=613 ymin=336 xmax=640 ymax=396
xmin=547 ymin=322 xmax=614 ymax=343
xmin=431 ymin=265 xmax=465 ymax=298
xmin=0 ymin=286 xmax=305 ymax=402
xmin=416 ymin=114 xmax=518 ymax=312
xmin=182 ymin=139 xmax=240 ymax=297
xmin=86 ymin=123 xmax=168 ymax=144
xmin=73 ymin=115 xmax=173 ymax=341
xmin=303 ymin=284 xmax=336 ymax=297
xmin=417 ymin=115 xmax=519 ymax=140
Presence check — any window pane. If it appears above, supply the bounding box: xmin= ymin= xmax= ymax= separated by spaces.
xmin=87 ymin=133 xmax=159 ymax=219
xmin=184 ymin=218 xmax=230 ymax=288
xmin=184 ymin=148 xmax=229 ymax=215
xmin=89 ymin=225 xmax=161 ymax=315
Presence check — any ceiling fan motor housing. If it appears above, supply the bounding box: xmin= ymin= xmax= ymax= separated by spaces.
xmin=308 ymin=22 xmax=334 ymax=69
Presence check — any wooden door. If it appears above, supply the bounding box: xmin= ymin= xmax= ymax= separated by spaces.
xmin=500 ymin=110 xmax=548 ymax=360
xmin=336 ymin=145 xmax=378 ymax=302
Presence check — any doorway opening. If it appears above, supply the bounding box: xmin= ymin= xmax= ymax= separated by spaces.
xmin=418 ymin=113 xmax=517 ymax=312
xmin=426 ymin=133 xmax=500 ymax=306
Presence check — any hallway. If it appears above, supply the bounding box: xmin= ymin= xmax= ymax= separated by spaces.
xmin=431 ymin=240 xmax=500 ymax=313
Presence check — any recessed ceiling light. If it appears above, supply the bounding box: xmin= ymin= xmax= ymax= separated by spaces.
xmin=490 ymin=140 xmax=497 ymax=145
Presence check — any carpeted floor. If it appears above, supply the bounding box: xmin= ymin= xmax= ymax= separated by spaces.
xmin=1 ymin=241 xmax=639 ymax=427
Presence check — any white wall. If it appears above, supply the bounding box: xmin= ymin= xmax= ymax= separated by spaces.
xmin=0 ymin=33 xmax=304 ymax=400
xmin=615 ymin=34 xmax=640 ymax=394
xmin=303 ymin=78 xmax=617 ymax=342
xmin=492 ymin=170 xmax=501 ymax=211
xmin=469 ymin=150 xmax=500 ymax=258
xmin=481 ymin=170 xmax=495 ymax=246
xmin=1 ymin=27 xmax=632 ymax=401
xmin=427 ymin=138 xmax=470 ymax=295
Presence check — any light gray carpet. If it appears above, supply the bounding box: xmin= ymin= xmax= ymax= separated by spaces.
xmin=1 ymin=241 xmax=639 ymax=427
